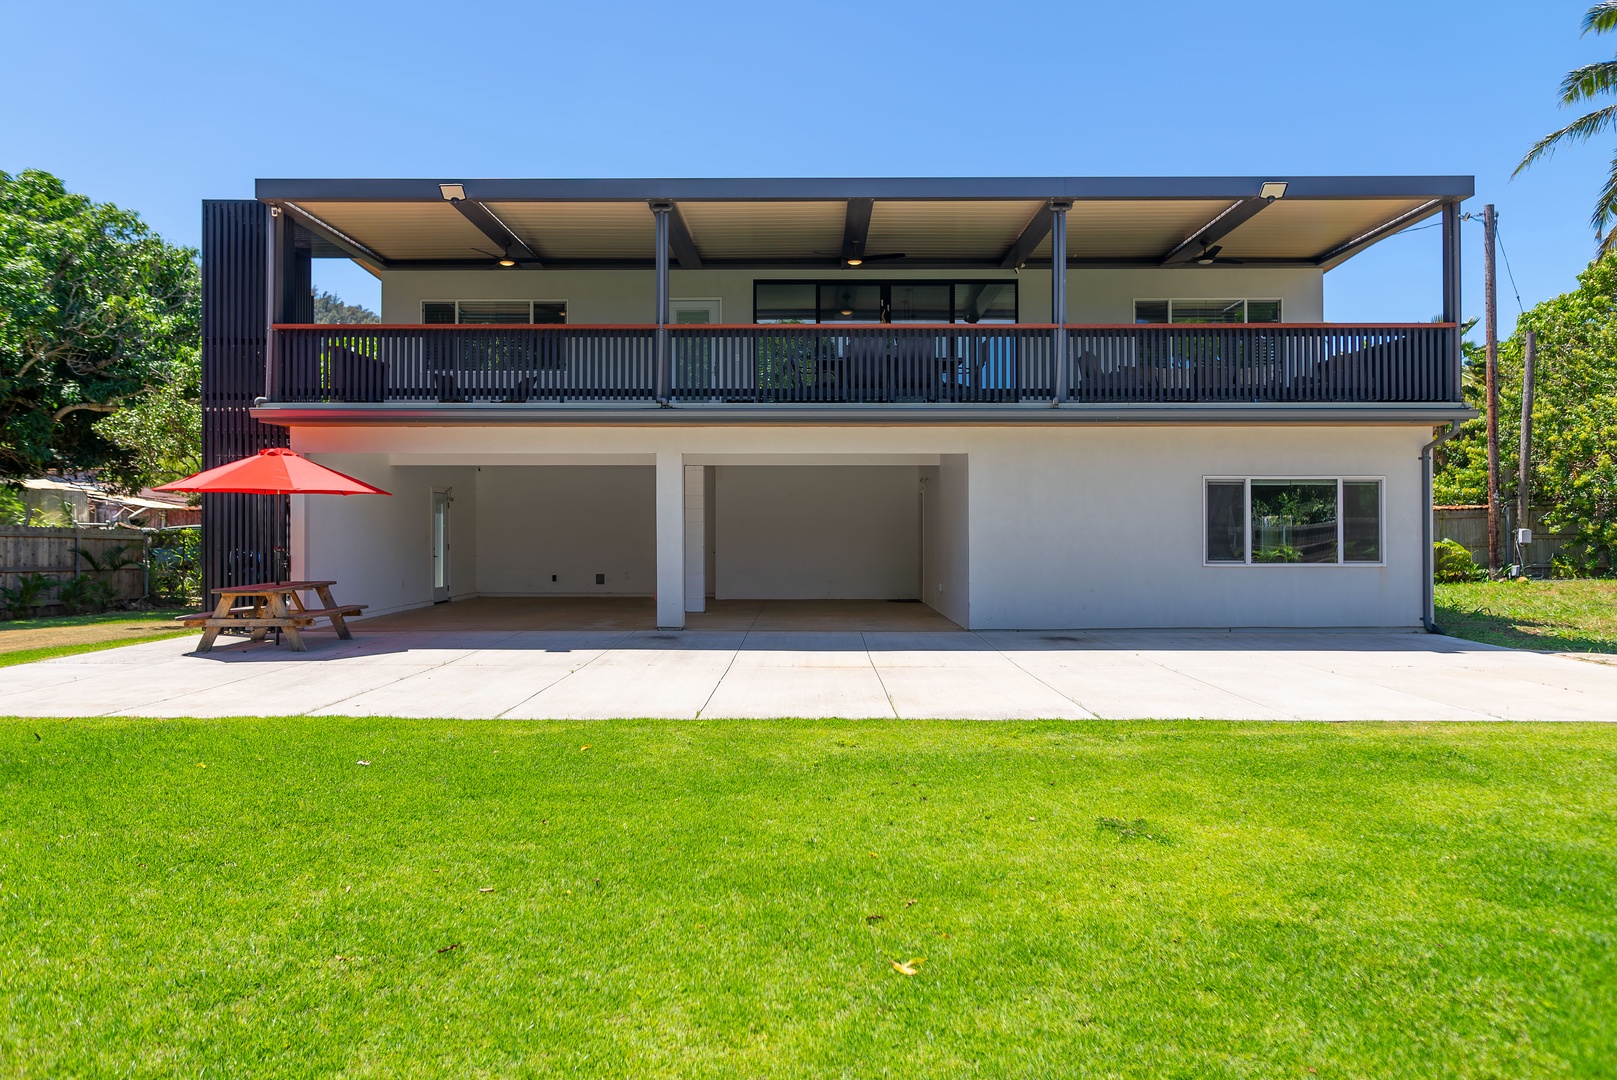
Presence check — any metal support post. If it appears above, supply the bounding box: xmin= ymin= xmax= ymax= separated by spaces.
xmin=1049 ymin=199 xmax=1071 ymax=404
xmin=651 ymin=201 xmax=672 ymax=403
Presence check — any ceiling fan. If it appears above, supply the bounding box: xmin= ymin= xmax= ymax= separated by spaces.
xmin=470 ymin=245 xmax=536 ymax=268
xmin=813 ymin=250 xmax=907 ymax=266
xmin=1189 ymin=242 xmax=1245 ymax=267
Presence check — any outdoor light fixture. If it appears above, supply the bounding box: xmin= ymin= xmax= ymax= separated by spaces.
xmin=845 ymin=257 xmax=864 ymax=266
xmin=439 ymin=183 xmax=466 ymax=202
xmin=1259 ymin=181 xmax=1288 ymax=201
xmin=1195 ymin=244 xmax=1223 ymax=266
xmin=498 ymin=256 xmax=516 ymax=267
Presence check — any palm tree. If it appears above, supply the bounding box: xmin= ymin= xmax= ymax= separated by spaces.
xmin=1517 ymin=0 xmax=1617 ymax=255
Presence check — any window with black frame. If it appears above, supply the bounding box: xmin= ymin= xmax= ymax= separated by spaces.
xmin=754 ymin=281 xmax=1017 ymax=324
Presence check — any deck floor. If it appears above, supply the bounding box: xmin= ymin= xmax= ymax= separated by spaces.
xmin=355 ymin=597 xmax=960 ymax=633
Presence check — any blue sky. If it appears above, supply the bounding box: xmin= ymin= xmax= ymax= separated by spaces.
xmin=3 ymin=0 xmax=1611 ymax=332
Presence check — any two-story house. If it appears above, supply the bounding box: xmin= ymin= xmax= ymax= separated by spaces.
xmin=202 ymin=175 xmax=1473 ymax=630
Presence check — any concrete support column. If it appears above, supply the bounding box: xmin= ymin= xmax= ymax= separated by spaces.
xmin=683 ymin=465 xmax=706 ymax=612
xmin=655 ymin=450 xmax=685 ymax=629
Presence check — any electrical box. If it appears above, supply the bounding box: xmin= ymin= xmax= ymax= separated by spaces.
xmin=1515 ymin=528 xmax=1533 ymax=545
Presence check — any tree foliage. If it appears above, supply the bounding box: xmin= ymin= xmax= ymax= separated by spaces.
xmin=1434 ymin=253 xmax=1617 ymax=571
xmin=314 ymin=290 xmax=379 ymax=325
xmin=0 ymin=170 xmax=199 ymax=480
xmin=1517 ymin=2 xmax=1617 ymax=255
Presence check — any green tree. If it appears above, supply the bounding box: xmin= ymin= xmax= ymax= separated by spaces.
xmin=92 ymin=344 xmax=201 ymax=492
xmin=1434 ymin=253 xmax=1617 ymax=572
xmin=1517 ymin=1 xmax=1617 ymax=255
xmin=314 ymin=290 xmax=379 ymax=325
xmin=0 ymin=169 xmax=198 ymax=479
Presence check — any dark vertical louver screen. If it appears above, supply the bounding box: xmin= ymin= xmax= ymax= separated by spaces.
xmin=201 ymin=200 xmax=288 ymax=598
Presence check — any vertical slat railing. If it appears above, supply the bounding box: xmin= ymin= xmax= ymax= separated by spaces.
xmin=268 ymin=323 xmax=1458 ymax=406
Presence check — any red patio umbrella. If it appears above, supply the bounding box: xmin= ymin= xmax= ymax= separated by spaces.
xmin=155 ymin=448 xmax=390 ymax=583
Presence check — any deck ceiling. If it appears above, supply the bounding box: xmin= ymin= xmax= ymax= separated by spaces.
xmin=266 ymin=176 xmax=1470 ymax=272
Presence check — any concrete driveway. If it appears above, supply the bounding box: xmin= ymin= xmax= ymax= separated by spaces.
xmin=3 ymin=628 xmax=1615 ymax=721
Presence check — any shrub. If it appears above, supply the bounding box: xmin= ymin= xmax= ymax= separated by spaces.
xmin=1253 ymin=544 xmax=1302 ymax=564
xmin=1434 ymin=538 xmax=1485 ymax=582
xmin=54 ymin=575 xmax=119 ymax=615
xmin=149 ymin=529 xmax=201 ymax=603
xmin=1 ymin=573 xmax=60 ymax=618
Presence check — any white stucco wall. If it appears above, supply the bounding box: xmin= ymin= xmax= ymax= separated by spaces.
xmin=921 ymin=454 xmax=970 ymax=626
xmin=474 ymin=465 xmax=654 ymax=595
xmin=288 ymin=423 xmax=1426 ymax=629
xmin=714 ymin=465 xmax=920 ymax=600
xmin=377 ymin=266 xmax=1324 ymax=325
xmin=291 ymin=455 xmax=478 ymax=617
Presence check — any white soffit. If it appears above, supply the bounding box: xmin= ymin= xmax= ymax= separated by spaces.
xmin=676 ymin=201 xmax=846 ymax=259
xmin=865 ymin=200 xmax=1045 ymax=259
xmin=294 ymin=201 xmax=492 ymax=261
xmin=1217 ymin=197 xmax=1437 ymax=261
xmin=482 ymin=201 xmax=655 ymax=260
xmin=1047 ymin=199 xmax=1238 ymax=260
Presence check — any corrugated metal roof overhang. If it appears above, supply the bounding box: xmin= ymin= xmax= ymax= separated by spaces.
xmin=260 ymin=176 xmax=1472 ymax=268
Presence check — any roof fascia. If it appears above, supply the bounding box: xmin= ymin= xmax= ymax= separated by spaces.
xmin=255 ymin=176 xmax=1477 ymax=203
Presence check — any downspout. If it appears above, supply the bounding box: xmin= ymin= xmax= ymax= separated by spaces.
xmin=1420 ymin=421 xmax=1460 ymax=633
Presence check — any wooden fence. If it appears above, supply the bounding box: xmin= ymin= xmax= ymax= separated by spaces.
xmin=0 ymin=526 xmax=148 ymax=608
xmin=1433 ymin=506 xmax=1575 ymax=575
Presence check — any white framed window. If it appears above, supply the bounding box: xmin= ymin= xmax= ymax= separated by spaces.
xmin=1204 ymin=477 xmax=1383 ymax=565
xmin=1135 ymin=299 xmax=1282 ymax=324
xmin=421 ymin=300 xmax=567 ymax=324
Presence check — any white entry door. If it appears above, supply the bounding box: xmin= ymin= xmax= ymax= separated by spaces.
xmin=670 ymin=300 xmax=722 ymax=399
xmin=431 ymin=490 xmax=451 ymax=602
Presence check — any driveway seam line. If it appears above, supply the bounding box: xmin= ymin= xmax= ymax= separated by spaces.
xmin=970 ymin=632 xmax=1102 ymax=720
xmin=490 ymin=631 xmax=636 ymax=719
xmin=860 ymin=631 xmax=901 ymax=720
xmin=695 ymin=629 xmax=748 ymax=719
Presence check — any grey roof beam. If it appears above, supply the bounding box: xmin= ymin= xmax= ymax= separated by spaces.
xmin=1001 ymin=202 xmax=1055 ymax=269
xmin=257 ymin=175 xmax=1476 ymax=204
xmin=445 ymin=194 xmax=540 ymax=265
xmin=367 ymin=255 xmax=1331 ymax=272
xmin=1311 ymin=199 xmax=1446 ymax=269
xmin=276 ymin=202 xmax=392 ymax=270
xmin=659 ymin=201 xmax=702 ymax=269
xmin=1160 ymin=197 xmax=1272 ymax=266
xmin=842 ymin=198 xmax=873 ymax=263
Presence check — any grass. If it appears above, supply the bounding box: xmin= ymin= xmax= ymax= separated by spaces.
xmin=1437 ymin=579 xmax=1617 ymax=654
xmin=2 ymin=717 xmax=1614 ymax=1078
xmin=0 ymin=607 xmax=193 ymax=668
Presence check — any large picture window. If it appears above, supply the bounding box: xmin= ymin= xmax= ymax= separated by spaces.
xmin=1204 ymin=478 xmax=1382 ymax=565
xmin=754 ymin=280 xmax=1018 ymax=324
xmin=1135 ymin=299 xmax=1282 ymax=324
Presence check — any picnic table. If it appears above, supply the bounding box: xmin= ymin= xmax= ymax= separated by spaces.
xmin=178 ymin=580 xmax=366 ymax=653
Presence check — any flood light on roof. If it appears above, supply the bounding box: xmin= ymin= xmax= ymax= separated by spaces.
xmin=439 ymin=183 xmax=466 ymax=202
xmin=1260 ymin=181 xmax=1288 ymax=201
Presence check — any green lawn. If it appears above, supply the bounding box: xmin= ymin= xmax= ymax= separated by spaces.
xmin=0 ymin=608 xmax=193 ymax=668
xmin=2 ymin=718 xmax=1613 ymax=1077
xmin=1437 ymin=579 xmax=1617 ymax=653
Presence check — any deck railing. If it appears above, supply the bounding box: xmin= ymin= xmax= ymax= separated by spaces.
xmin=269 ymin=323 xmax=1457 ymax=406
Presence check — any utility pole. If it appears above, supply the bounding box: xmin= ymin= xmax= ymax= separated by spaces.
xmin=1483 ymin=204 xmax=1501 ymax=575
xmin=1517 ymin=329 xmax=1537 ymax=572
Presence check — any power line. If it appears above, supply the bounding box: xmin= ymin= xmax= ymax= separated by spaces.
xmin=1494 ymin=221 xmax=1526 ymax=314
